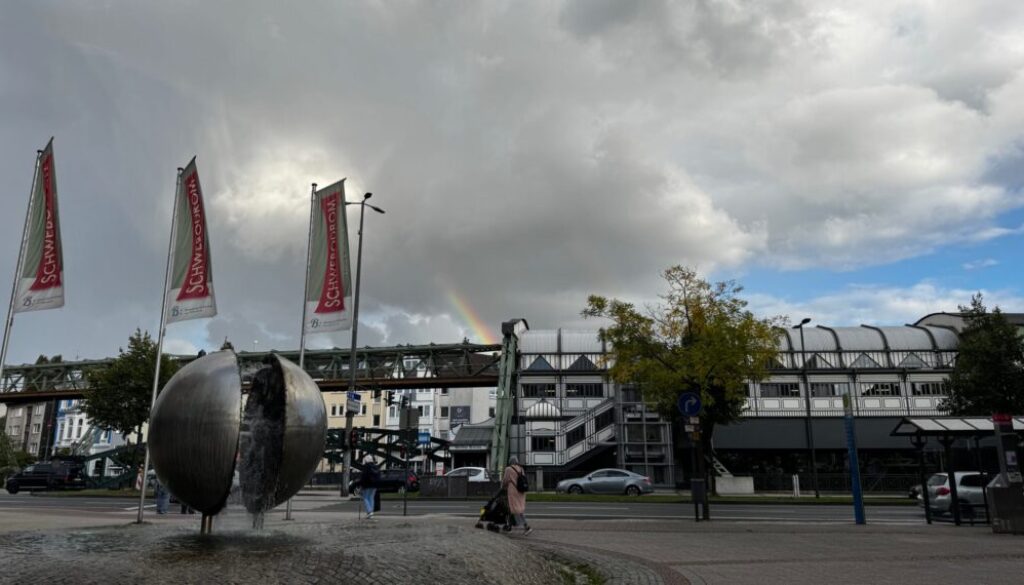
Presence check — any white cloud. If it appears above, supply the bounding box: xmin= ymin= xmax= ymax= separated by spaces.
xmin=963 ymin=259 xmax=1000 ymax=270
xmin=748 ymin=282 xmax=1024 ymax=326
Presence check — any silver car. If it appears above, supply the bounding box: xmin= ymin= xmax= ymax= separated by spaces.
xmin=919 ymin=472 xmax=989 ymax=515
xmin=556 ymin=468 xmax=654 ymax=496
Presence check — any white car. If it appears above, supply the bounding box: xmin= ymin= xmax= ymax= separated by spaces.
xmin=920 ymin=472 xmax=990 ymax=515
xmin=445 ymin=467 xmax=492 ymax=483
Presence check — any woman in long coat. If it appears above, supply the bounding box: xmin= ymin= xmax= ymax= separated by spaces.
xmin=501 ymin=456 xmax=532 ymax=535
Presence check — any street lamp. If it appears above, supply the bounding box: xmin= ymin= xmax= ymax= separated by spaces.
xmin=340 ymin=193 xmax=385 ymax=497
xmin=794 ymin=317 xmax=820 ymax=498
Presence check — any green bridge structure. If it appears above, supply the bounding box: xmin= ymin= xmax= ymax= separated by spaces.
xmin=1 ymin=322 xmax=527 ymax=478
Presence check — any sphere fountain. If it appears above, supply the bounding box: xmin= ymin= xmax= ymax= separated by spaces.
xmin=148 ymin=351 xmax=326 ymax=533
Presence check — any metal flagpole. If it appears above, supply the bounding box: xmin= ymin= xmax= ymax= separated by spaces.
xmin=0 ymin=150 xmax=43 ymax=395
xmin=136 ymin=167 xmax=183 ymax=524
xmin=286 ymin=183 xmax=318 ymax=521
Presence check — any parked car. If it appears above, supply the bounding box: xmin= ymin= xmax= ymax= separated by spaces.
xmin=348 ymin=468 xmax=420 ymax=496
xmin=445 ymin=467 xmax=493 ymax=483
xmin=919 ymin=472 xmax=990 ymax=515
xmin=5 ymin=461 xmax=86 ymax=494
xmin=556 ymin=468 xmax=654 ymax=496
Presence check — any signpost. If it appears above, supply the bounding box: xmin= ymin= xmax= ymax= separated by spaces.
xmin=678 ymin=392 xmax=708 ymax=521
xmin=842 ymin=390 xmax=866 ymax=524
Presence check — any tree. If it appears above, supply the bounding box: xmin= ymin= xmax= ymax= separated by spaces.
xmin=583 ymin=266 xmax=783 ymax=485
xmin=943 ymin=294 xmax=1024 ymax=416
xmin=82 ymin=329 xmax=180 ymax=455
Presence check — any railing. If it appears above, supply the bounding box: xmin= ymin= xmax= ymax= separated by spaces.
xmin=743 ymin=395 xmax=947 ymax=417
xmin=750 ymin=473 xmax=919 ymax=494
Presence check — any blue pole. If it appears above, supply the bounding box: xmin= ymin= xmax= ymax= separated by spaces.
xmin=844 ymin=409 xmax=866 ymax=524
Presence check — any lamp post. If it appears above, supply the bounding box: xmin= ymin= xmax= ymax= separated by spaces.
xmin=340 ymin=193 xmax=384 ymax=498
xmin=795 ymin=317 xmax=820 ymax=498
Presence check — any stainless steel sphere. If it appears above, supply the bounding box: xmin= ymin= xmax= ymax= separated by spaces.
xmin=148 ymin=351 xmax=327 ymax=516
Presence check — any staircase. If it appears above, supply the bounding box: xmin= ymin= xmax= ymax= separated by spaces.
xmin=548 ymin=399 xmax=616 ymax=466
xmin=711 ymin=454 xmax=733 ymax=478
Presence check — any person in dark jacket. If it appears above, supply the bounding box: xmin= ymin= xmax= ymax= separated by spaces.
xmin=360 ymin=456 xmax=381 ymax=519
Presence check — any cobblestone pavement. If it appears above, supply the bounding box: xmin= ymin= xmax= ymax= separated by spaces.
xmin=0 ymin=515 xmax=564 ymax=585
xmin=530 ymin=519 xmax=1024 ymax=584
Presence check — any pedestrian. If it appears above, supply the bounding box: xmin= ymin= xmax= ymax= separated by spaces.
xmin=154 ymin=477 xmax=170 ymax=515
xmin=360 ymin=456 xmax=381 ymax=519
xmin=502 ymin=456 xmax=532 ymax=535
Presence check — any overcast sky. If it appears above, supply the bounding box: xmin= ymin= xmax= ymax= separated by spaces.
xmin=2 ymin=1 xmax=1023 ymax=364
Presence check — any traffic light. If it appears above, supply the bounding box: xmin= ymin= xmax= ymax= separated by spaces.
xmin=386 ymin=391 xmax=395 ymax=407
xmin=349 ymin=429 xmax=359 ymax=450
xmin=401 ymin=394 xmax=410 ymax=408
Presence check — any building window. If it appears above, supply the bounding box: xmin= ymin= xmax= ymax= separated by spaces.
xmin=373 ymin=415 xmax=380 ymax=426
xmin=440 ymin=406 xmax=449 ymax=418
xmin=489 ymin=407 xmax=496 ymax=418
xmin=566 ymin=425 xmax=585 ymax=447
xmin=912 ymin=382 xmax=947 ymax=396
xmin=441 ymin=388 xmax=449 ymax=395
xmin=521 ymin=383 xmax=555 ymax=398
xmin=860 ymin=382 xmax=899 ymax=397
xmin=330 ymin=405 xmax=338 ymax=416
xmin=29 ymin=443 xmax=38 ymax=453
xmin=531 ymin=436 xmax=556 ymax=452
xmin=361 ymin=404 xmax=367 ymax=415
xmin=77 ymin=426 xmax=83 ymax=439
xmin=11 ymin=426 xmax=20 ymax=436
xmin=389 ymin=406 xmax=398 ymax=419
xmin=811 ymin=383 xmax=848 ymax=397
xmin=565 ymin=383 xmax=603 ymax=398
xmin=760 ymin=383 xmax=800 ymax=398
xmin=594 ymin=409 xmax=614 ymax=430
xmin=31 ymin=423 xmax=41 ymax=433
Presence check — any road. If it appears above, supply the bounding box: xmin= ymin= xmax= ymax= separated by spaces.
xmin=0 ymin=491 xmax=927 ymax=524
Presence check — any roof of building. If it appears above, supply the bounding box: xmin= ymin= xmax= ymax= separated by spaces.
xmin=449 ymin=422 xmax=493 ymax=452
xmin=520 ymin=329 xmax=603 ymax=354
xmin=779 ymin=325 xmax=957 ymax=353
xmin=892 ymin=416 xmax=1024 ymax=437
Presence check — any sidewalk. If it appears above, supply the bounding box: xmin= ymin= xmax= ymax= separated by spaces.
xmin=529 ymin=518 xmax=1024 ymax=584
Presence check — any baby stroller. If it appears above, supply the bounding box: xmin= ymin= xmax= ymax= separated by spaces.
xmin=475 ymin=492 xmax=516 ymax=532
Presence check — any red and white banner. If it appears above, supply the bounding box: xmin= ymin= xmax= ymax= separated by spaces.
xmin=165 ymin=158 xmax=216 ymax=323
xmin=304 ymin=179 xmax=353 ymax=333
xmin=14 ymin=138 xmax=65 ymax=314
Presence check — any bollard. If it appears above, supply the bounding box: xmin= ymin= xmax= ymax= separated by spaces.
xmin=792 ymin=474 xmax=801 ymax=497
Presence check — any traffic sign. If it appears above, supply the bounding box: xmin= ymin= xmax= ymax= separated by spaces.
xmin=418 ymin=431 xmax=431 ymax=446
xmin=677 ymin=392 xmax=702 ymax=417
xmin=346 ymin=391 xmax=361 ymax=413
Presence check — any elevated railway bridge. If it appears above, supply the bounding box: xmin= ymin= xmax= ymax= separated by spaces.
xmin=0 ymin=341 xmax=504 ymax=405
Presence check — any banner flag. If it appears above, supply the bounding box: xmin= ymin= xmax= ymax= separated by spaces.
xmin=14 ymin=138 xmax=65 ymax=314
xmin=304 ymin=179 xmax=353 ymax=333
xmin=166 ymin=157 xmax=217 ymax=323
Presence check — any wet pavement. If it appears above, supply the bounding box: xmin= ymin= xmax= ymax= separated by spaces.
xmin=0 ymin=516 xmax=565 ymax=585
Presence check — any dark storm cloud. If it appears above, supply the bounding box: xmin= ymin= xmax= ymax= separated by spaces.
xmin=1 ymin=1 xmax=1023 ymax=363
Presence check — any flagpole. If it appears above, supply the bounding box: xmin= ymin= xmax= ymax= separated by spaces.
xmin=286 ymin=182 xmax=318 ymax=521
xmin=136 ymin=167 xmax=183 ymax=524
xmin=0 ymin=149 xmax=43 ymax=395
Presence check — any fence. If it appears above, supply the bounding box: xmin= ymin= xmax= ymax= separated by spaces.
xmin=750 ymin=473 xmax=919 ymax=494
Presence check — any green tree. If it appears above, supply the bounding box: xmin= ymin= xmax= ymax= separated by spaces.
xmin=82 ymin=329 xmax=180 ymax=453
xmin=584 ymin=266 xmax=783 ymax=481
xmin=943 ymin=294 xmax=1024 ymax=415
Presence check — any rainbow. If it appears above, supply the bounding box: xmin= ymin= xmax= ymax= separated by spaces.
xmin=445 ymin=288 xmax=497 ymax=345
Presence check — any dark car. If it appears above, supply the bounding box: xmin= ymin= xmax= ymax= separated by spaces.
xmin=348 ymin=468 xmax=419 ymax=495
xmin=5 ymin=461 xmax=86 ymax=494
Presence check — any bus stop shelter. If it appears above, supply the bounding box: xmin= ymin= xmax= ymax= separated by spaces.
xmin=891 ymin=416 xmax=1024 ymax=526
